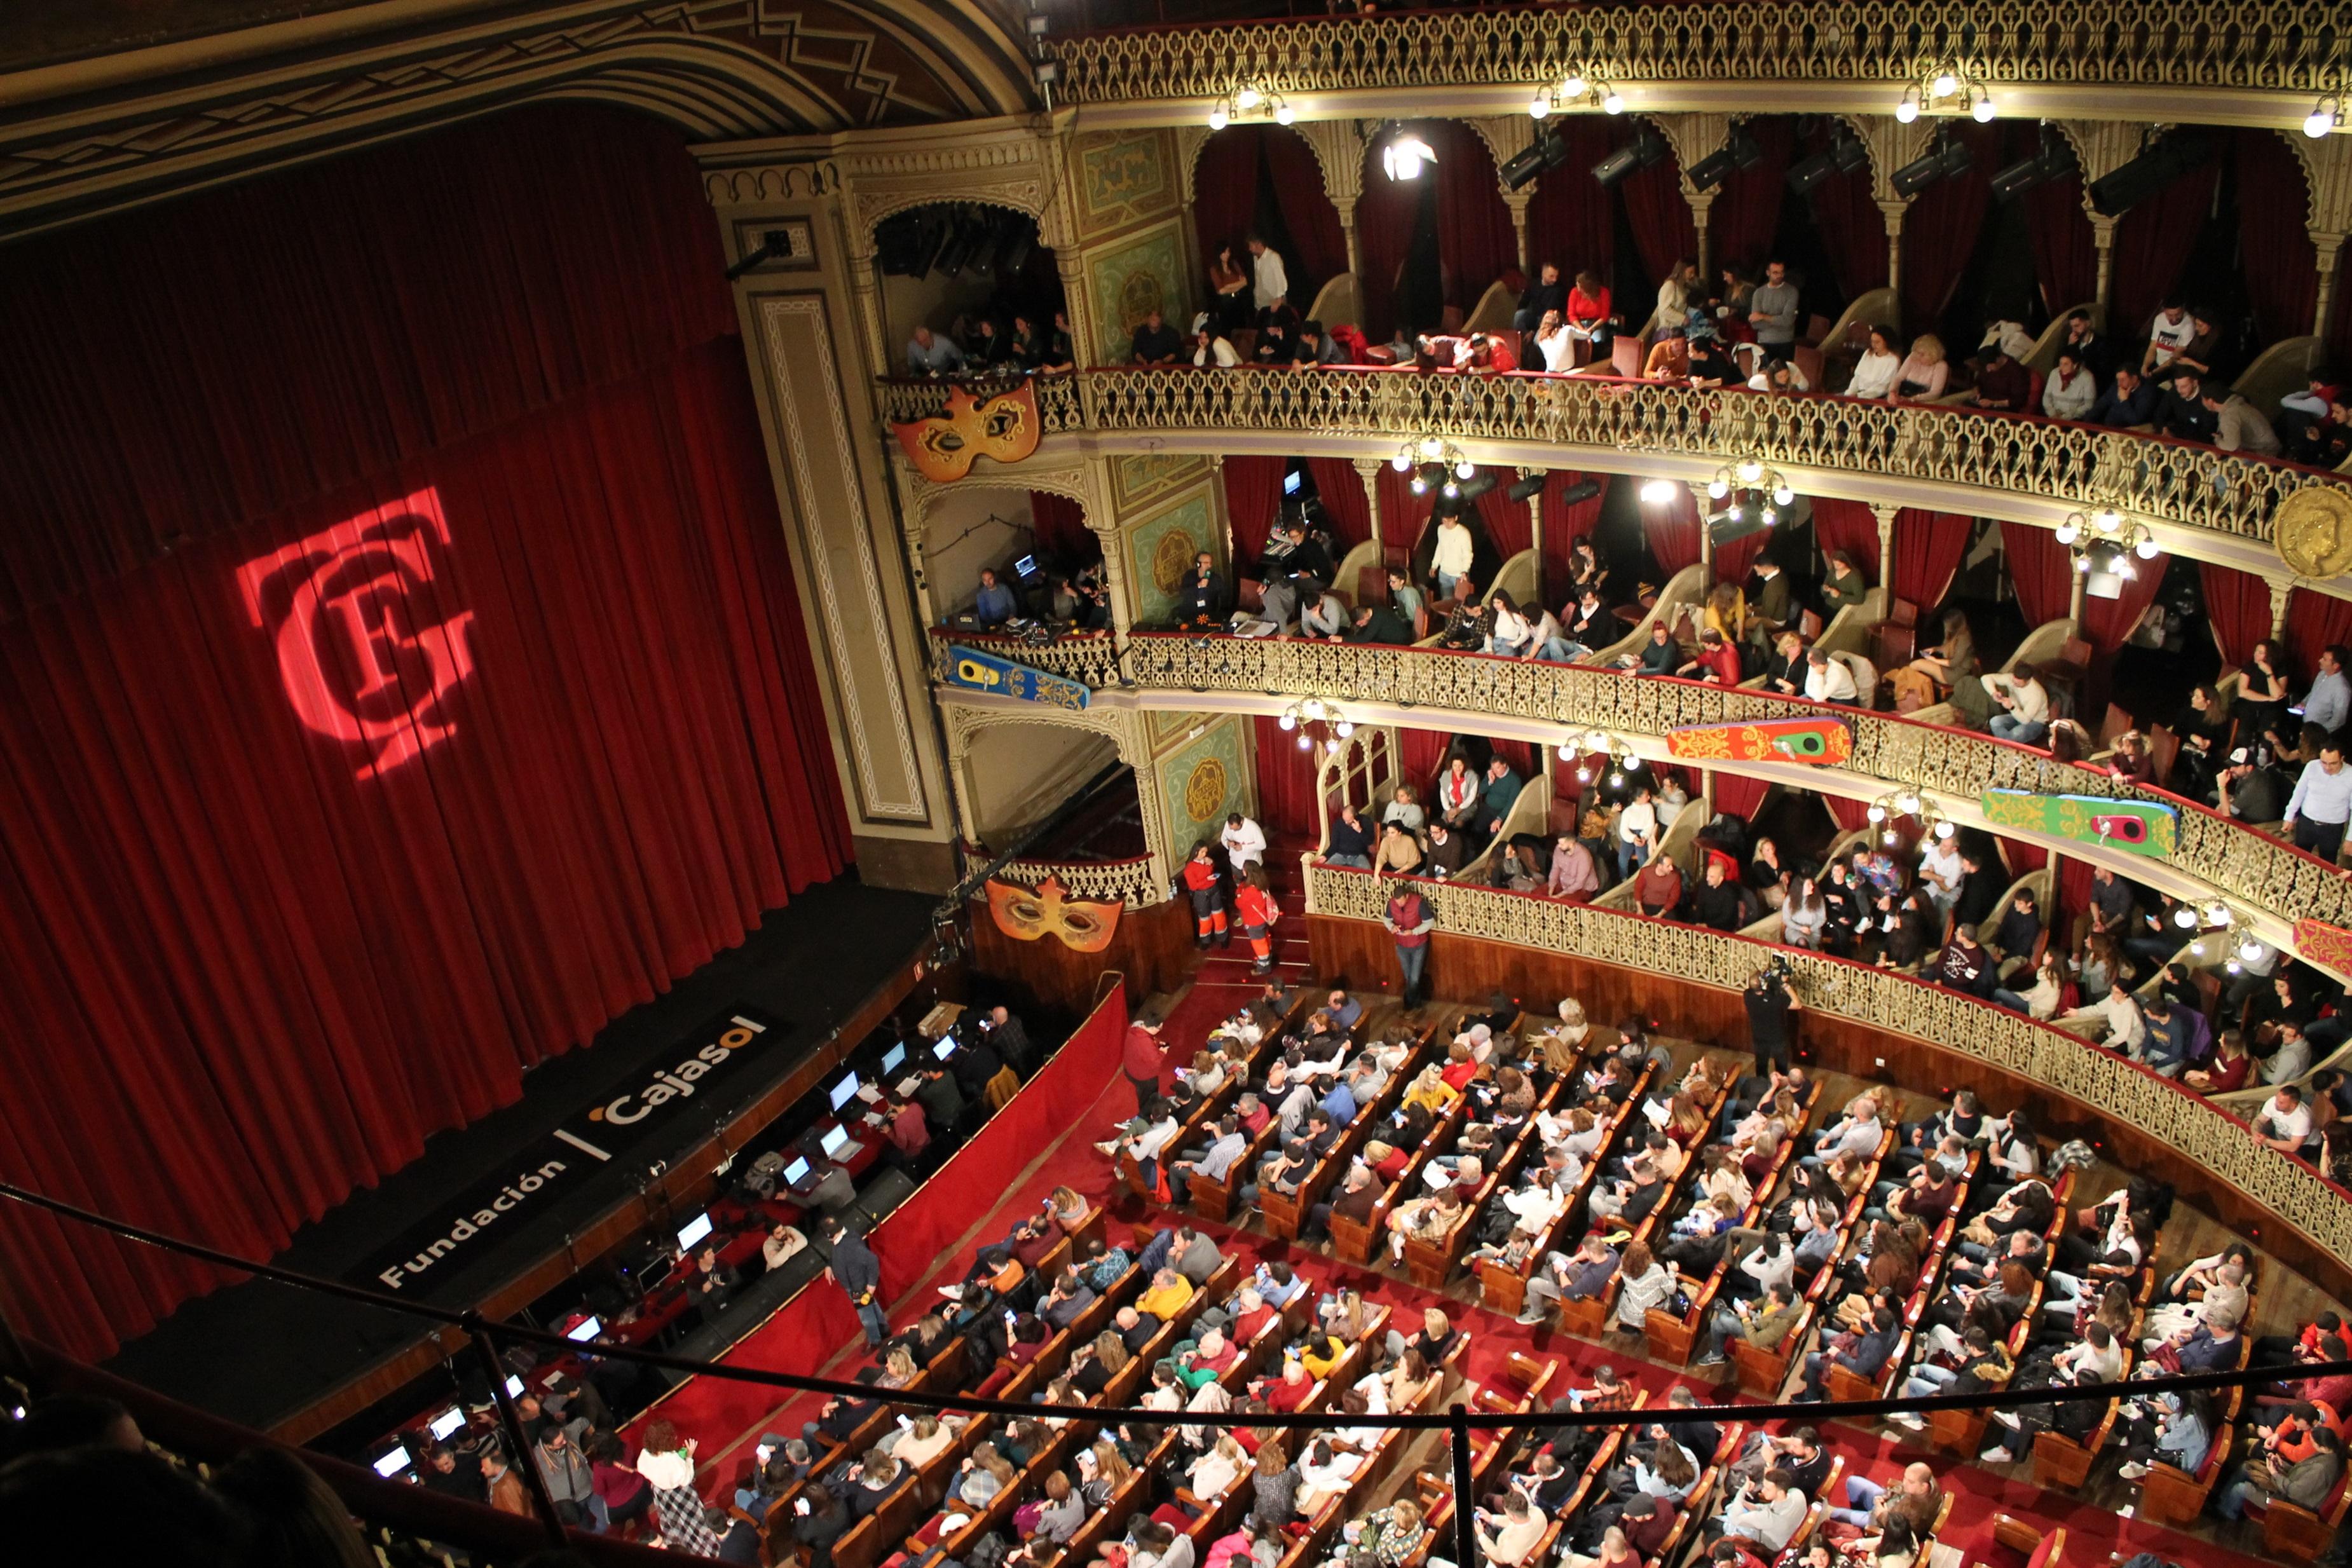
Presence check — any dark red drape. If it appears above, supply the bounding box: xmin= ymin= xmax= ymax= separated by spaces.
xmin=2199 ymin=561 xmax=2278 ymax=667
xmin=1402 ymin=726 xmax=1456 ymax=787
xmin=2001 ymin=836 xmax=2050 ymax=875
xmin=2288 ymin=590 xmax=2352 ymax=682
xmin=2082 ymin=550 xmax=2168 ymax=658
xmin=1473 ymin=473 xmax=1536 ymax=561
xmin=1030 ymin=491 xmax=1095 ymax=561
xmin=1892 ymin=509 xmax=1974 ymax=610
xmin=1711 ymin=770 xmax=1771 ymax=821
xmin=1541 ymin=473 xmax=1610 ymax=597
xmin=1252 ymin=716 xmax=1327 ymax=838
xmin=1641 ymin=482 xmax=1704 ymax=575
xmin=2022 ymin=174 xmax=2099 ymax=315
xmin=1708 ymin=117 xmax=1797 ymax=277
xmin=1305 ymin=459 xmax=1374 ymax=550
xmin=1824 ymin=794 xmax=1875 ymax=832
xmin=1192 ymin=126 xmax=1263 ymax=274
xmin=1813 ymin=498 xmax=1882 ymax=587
xmin=1222 ymin=456 xmax=1289 ymax=564
xmin=1714 ymin=526 xmax=1774 ymax=587
xmin=0 ymin=343 xmax=852 ymax=1361
xmin=1622 ymin=142 xmax=1700 ymax=289
xmin=2003 ymin=521 xmax=2076 ymax=629
xmin=1380 ymin=465 xmax=1435 ymax=558
xmin=1262 ymin=130 xmax=1350 ymax=303
xmin=1897 ymin=124 xmax=1999 ymax=334
xmin=2234 ymin=130 xmax=2320 ymax=343
xmin=1802 ymin=123 xmax=1890 ymax=299
xmin=0 ymin=105 xmax=734 ymax=622
xmin=1526 ymin=118 xmax=1621 ymax=285
xmin=2109 ymin=156 xmax=2222 ymax=339
xmin=1357 ymin=121 xmax=1517 ymax=339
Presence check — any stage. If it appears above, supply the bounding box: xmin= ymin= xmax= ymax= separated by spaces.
xmin=99 ymin=876 xmax=936 ymax=1439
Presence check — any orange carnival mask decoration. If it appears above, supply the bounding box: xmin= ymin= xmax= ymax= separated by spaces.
xmin=892 ymin=381 xmax=1043 ymax=482
xmin=985 ymin=873 xmax=1123 ymax=952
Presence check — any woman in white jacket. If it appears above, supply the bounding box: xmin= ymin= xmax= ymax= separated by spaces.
xmin=1845 ymin=327 xmax=1902 ymax=399
xmin=635 ymin=1421 xmax=723 ymax=1555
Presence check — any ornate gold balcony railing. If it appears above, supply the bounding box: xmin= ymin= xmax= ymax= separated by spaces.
xmin=1302 ymin=861 xmax=2352 ymax=1269
xmin=928 ymin=629 xmax=2352 ymax=946
xmin=876 ymin=369 xmax=2351 ymax=562
xmin=992 ymin=854 xmax=1163 ymax=908
xmin=1044 ymin=2 xmax=2352 ymax=104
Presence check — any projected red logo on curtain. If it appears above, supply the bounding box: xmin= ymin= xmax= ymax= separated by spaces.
xmin=237 ymin=489 xmax=477 ymax=779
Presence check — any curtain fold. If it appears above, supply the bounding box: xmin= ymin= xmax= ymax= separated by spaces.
xmin=1526 ymin=118 xmax=1621 ymax=285
xmin=1305 ymin=459 xmax=1373 ymax=550
xmin=2109 ymin=156 xmax=2222 ymax=337
xmin=0 ymin=105 xmax=734 ymax=623
xmin=1472 ymin=474 xmax=1536 ymax=561
xmin=0 ymin=343 xmax=852 ymax=1361
xmin=1191 ymin=126 xmax=1263 ymax=276
xmin=1252 ymin=715 xmax=1327 ymax=838
xmin=2021 ymin=170 xmax=2099 ymax=315
xmin=2002 ymin=521 xmax=2077 ymax=629
xmin=1812 ymin=498 xmax=1882 ymax=585
xmin=1893 ymin=509 xmax=1974 ymax=610
xmin=2234 ymin=130 xmax=2320 ymax=344
xmin=1639 ymin=482 xmax=1704 ymax=576
xmin=1432 ymin=123 xmax=1522 ymax=310
xmin=2287 ymin=590 xmax=2352 ymax=682
xmin=1261 ymin=128 xmax=1350 ymax=304
xmin=1621 ymin=142 xmax=1700 ymax=292
xmin=1029 ymin=492 xmax=1095 ymax=561
xmin=1710 ymin=771 xmax=1771 ymax=821
xmin=1707 ymin=117 xmax=1797 ymax=278
xmin=1540 ymin=473 xmax=1610 ymax=599
xmin=1222 ymin=456 xmax=1289 ymax=566
xmin=1803 ymin=124 xmax=1890 ymax=299
xmin=2199 ymin=561 xmax=2277 ymax=667
xmin=1713 ymin=527 xmax=1774 ymax=587
xmin=1897 ymin=124 xmax=1999 ymax=334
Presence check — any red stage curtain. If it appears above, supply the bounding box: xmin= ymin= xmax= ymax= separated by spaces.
xmin=1714 ymin=528 xmax=1774 ymax=587
xmin=2022 ymin=172 xmax=2099 ymax=315
xmin=1222 ymin=456 xmax=1288 ymax=564
xmin=1707 ymin=117 xmax=1796 ymax=277
xmin=1380 ymin=465 xmax=1434 ymax=557
xmin=2288 ymin=590 xmax=2352 ymax=682
xmin=1897 ymin=123 xmax=1999 ymax=334
xmin=1711 ymin=771 xmax=1770 ymax=821
xmin=1262 ymin=130 xmax=1351 ymax=303
xmin=0 ymin=105 xmax=734 ymax=622
xmin=1622 ymin=146 xmax=1700 ymax=289
xmin=2001 ymin=836 xmax=2050 ymax=874
xmin=1472 ymin=474 xmax=1536 ymax=561
xmin=2334 ymin=262 xmax=2352 ymax=363
xmin=1193 ymin=126 xmax=1262 ymax=273
xmin=1252 ymin=715 xmax=1327 ymax=838
xmin=2082 ymin=549 xmax=2167 ymax=656
xmin=2234 ymin=130 xmax=2320 ymax=344
xmin=1030 ymin=492 xmax=1095 ymax=561
xmin=1526 ymin=118 xmax=1621 ymax=283
xmin=1401 ymin=726 xmax=1456 ymax=788
xmin=1306 ymin=460 xmax=1373 ymax=549
xmin=2003 ymin=521 xmax=2076 ymax=629
xmin=2200 ymin=561 xmax=2277 ymax=667
xmin=2109 ymin=156 xmax=2222 ymax=338
xmin=0 ymin=343 xmax=852 ymax=1360
xmin=1540 ymin=474 xmax=1609 ymax=599
xmin=1824 ymin=794 xmax=1874 ymax=831
xmin=1812 ymin=498 xmax=1882 ymax=586
xmin=1892 ymin=509 xmax=1973 ymax=611
xmin=1640 ymin=483 xmax=1703 ymax=575
xmin=1802 ymin=125 xmax=1890 ymax=299
xmin=1434 ymin=124 xmax=1521 ymax=311
xmin=2058 ymin=857 xmax=2095 ymax=930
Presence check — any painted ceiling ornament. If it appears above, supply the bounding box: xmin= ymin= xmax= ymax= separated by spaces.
xmin=985 ymin=873 xmax=1123 ymax=951
xmin=892 ymin=380 xmax=1043 ymax=482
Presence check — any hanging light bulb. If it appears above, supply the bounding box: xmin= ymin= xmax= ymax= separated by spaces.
xmin=1391 ymin=451 xmax=1412 ymax=472
xmin=1325 ymin=737 xmax=1341 ymax=754
xmin=1707 ymin=479 xmax=1731 ymax=500
xmin=1302 ymin=699 xmax=1325 ymax=719
xmin=1529 ymin=91 xmax=1553 ymax=119
xmin=1603 ymin=92 xmax=1625 ymax=115
xmin=1275 ymin=104 xmax=1295 ymax=126
xmin=2308 ymin=102 xmax=2339 ymax=139
xmin=1235 ymin=85 xmax=1262 ymax=110
xmin=1625 ymin=756 xmax=1643 ymax=771
xmin=2241 ymin=938 xmax=2266 ymax=962
xmin=1295 ymin=732 xmax=1312 ymax=750
xmin=1277 ymin=714 xmax=1297 ymax=731
xmin=1608 ymin=770 xmax=1624 ymax=787
xmin=2055 ymin=518 xmax=2080 ymax=545
xmin=1409 ymin=473 xmax=1429 ymax=494
xmin=2093 ymin=507 xmax=2123 ymax=533
xmin=2134 ymin=535 xmax=2159 ymax=559
xmin=1866 ymin=803 xmax=1888 ymax=823
xmin=1562 ymin=73 xmax=1587 ymax=98
xmin=1336 ymin=719 xmax=1355 ymax=738
xmin=2226 ymin=955 xmax=2244 ymax=974
xmin=1737 ymin=458 xmax=1763 ymax=484
xmin=1760 ymin=507 xmax=1779 ymax=528
xmin=2072 ymin=554 xmax=2092 ymax=575
xmin=1208 ymin=107 xmax=1230 ymax=132
xmin=1896 ymin=790 xmax=1922 ymax=815
xmin=1587 ymin=730 xmax=1610 ymax=750
xmin=1558 ymin=743 xmax=1575 ymax=761
xmin=1932 ymin=72 xmax=1959 ymax=97
xmin=1773 ymin=482 xmax=1795 ymax=507
xmin=1882 ymin=830 xmax=1900 ymax=847
xmin=1454 ymin=459 xmax=1477 ymax=481
xmin=1575 ymin=766 xmax=1592 ymax=784
xmin=1440 ymin=480 xmax=1460 ymax=499
xmin=2191 ymin=939 xmax=2209 ymax=958
xmin=1971 ymin=94 xmax=1995 ymax=123
xmin=2204 ymin=901 xmax=2230 ymax=926
xmin=1936 ymin=820 xmax=1956 ymax=839
xmin=1419 ymin=436 xmax=1444 ymax=459
xmin=1895 ymin=96 xmax=1919 ymax=124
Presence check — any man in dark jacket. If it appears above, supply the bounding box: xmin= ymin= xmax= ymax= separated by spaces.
xmin=1339 ymin=603 xmax=1414 ymax=644
xmin=2088 ymin=365 xmax=2158 ymax=426
xmin=1514 ymin=263 xmax=1568 ymax=331
xmin=822 ymin=1218 xmax=888 ymax=1347
xmin=2157 ymin=369 xmax=2220 ymax=442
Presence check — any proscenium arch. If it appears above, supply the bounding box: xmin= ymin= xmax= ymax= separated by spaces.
xmin=859 ymin=192 xmax=1055 ymax=260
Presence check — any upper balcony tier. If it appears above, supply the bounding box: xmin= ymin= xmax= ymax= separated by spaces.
xmin=1042 ymin=1 xmax=2352 ymax=130
xmin=877 ymin=367 xmax=2352 ymax=593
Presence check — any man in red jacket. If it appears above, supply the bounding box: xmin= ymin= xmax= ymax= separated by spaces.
xmin=1123 ymin=1008 xmax=1167 ymax=1115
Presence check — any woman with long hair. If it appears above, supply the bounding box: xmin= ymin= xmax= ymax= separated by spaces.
xmin=1208 ymin=240 xmax=1251 ymax=331
xmin=1846 ymin=325 xmax=1903 ymax=399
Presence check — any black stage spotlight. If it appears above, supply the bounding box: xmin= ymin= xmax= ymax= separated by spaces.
xmin=1452 ymin=471 xmax=1500 ymax=504
xmin=1685 ymin=125 xmax=1764 ymax=193
xmin=1990 ymin=125 xmax=2081 ymax=201
xmin=1503 ymin=128 xmax=1572 ymax=193
xmin=1890 ymin=133 xmax=1976 ymax=198
xmin=1554 ymin=477 xmax=1602 ymax=506
xmin=1787 ymin=132 xmax=1871 ymax=196
xmin=1506 ymin=472 xmax=1548 ymax=503
xmin=2088 ymin=130 xmax=2215 ymax=217
xmin=1593 ymin=126 xmax=1670 ymax=188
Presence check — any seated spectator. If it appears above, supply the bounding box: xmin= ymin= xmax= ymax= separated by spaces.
xmin=2141 ymin=299 xmax=2200 ymax=382
xmin=1845 ymin=327 xmax=1901 ymax=399
xmin=2204 ymin=381 xmax=2281 ymax=454
xmin=1687 ymin=322 xmax=1740 ymax=388
xmin=1189 ymin=315 xmax=1240 ymax=367
xmin=1567 ymin=269 xmax=1617 ymax=353
xmin=973 ymin=567 xmax=1018 ymax=627
xmin=1803 ymin=647 xmax=1858 ymax=706
xmin=1679 ymin=627 xmax=1743 ymax=685
xmin=1748 ymin=358 xmax=1809 ymax=394
xmin=2058 ymin=309 xmax=2118 ymax=378
xmin=2281 ymin=374 xmax=2351 ymax=465
xmin=1531 ymin=309 xmax=1576 ymax=372
xmin=1129 ymin=310 xmax=1182 ymax=366
xmin=1819 ymin=552 xmax=1868 ymax=616
xmin=2157 ymin=369 xmax=2219 ymax=442
xmin=2041 ymin=346 xmax=2098 ymax=419
xmin=1467 ymin=331 xmax=1518 ymax=372
xmin=1888 ymin=334 xmax=1948 ymax=402
xmin=2090 ymin=365 xmax=2159 ymax=426
xmin=1548 ymin=835 xmax=1602 ymax=900
xmin=1324 ymin=804 xmax=1374 ymax=868
xmin=906 ymin=324 xmax=966 ymax=376
xmin=1295 ymin=320 xmax=1346 ymax=367
xmin=1972 ymin=341 xmax=2030 ymax=411
xmin=1984 ymin=663 xmax=2051 ymax=745
xmin=1642 ymin=323 xmax=1690 ymax=380
xmin=1515 ymin=262 xmax=1567 ymax=332
xmin=1621 ymin=620 xmax=1681 ymax=676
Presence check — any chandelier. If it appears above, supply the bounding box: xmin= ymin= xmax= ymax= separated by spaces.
xmin=1896 ymin=60 xmax=1994 ymax=123
xmin=1392 ymin=435 xmax=1477 ymax=498
xmin=1277 ymin=697 xmax=1355 ymax=756
xmin=1864 ymin=787 xmax=1953 ymax=849
xmin=1556 ymin=729 xmax=1643 ymax=787
xmin=1208 ymin=80 xmax=1292 ymax=131
xmin=1706 ymin=457 xmax=1796 ymax=526
xmin=1529 ymin=69 xmax=1624 ymax=119
xmin=2056 ymin=505 xmax=2158 ymax=578
xmin=2306 ymin=95 xmax=2343 ymax=139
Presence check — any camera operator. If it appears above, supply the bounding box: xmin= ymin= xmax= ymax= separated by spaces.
xmin=1743 ymin=963 xmax=1802 ymax=1077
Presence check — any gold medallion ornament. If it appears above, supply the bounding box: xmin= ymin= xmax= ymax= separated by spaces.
xmin=1184 ymin=756 xmax=1229 ymax=823
xmin=1152 ymin=530 xmax=1197 ymax=593
xmin=2276 ymin=487 xmax=2352 ymax=579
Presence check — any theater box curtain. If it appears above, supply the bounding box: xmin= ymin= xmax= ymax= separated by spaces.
xmin=0 ymin=107 xmax=852 ymax=1360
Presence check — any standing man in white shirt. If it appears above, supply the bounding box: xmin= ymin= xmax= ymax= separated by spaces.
xmin=1615 ymin=785 xmax=1660 ymax=883
xmin=1430 ymin=515 xmax=1475 ymax=602
xmin=1247 ymin=235 xmax=1289 ymax=323
xmin=1221 ymin=812 xmax=1268 ymax=873
xmin=2306 ymin=646 xmax=2351 ymax=737
xmin=2285 ymin=739 xmax=2352 ymax=862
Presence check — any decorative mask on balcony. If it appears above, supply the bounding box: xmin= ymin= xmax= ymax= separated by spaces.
xmin=892 ymin=381 xmax=1043 ymax=482
xmin=985 ymin=873 xmax=1123 ymax=952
